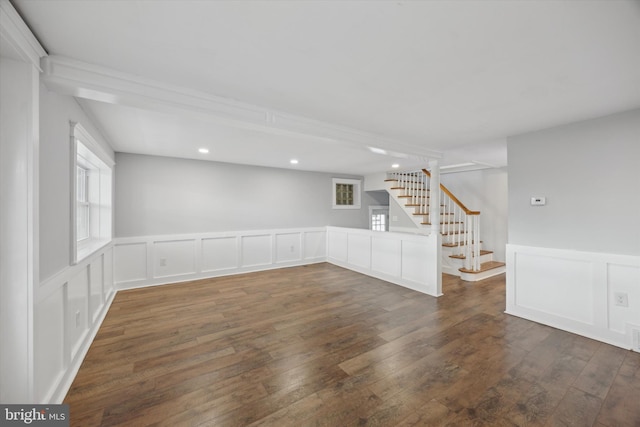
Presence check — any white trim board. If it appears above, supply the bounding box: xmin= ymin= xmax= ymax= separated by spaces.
xmin=0 ymin=0 xmax=47 ymax=67
xmin=506 ymin=244 xmax=640 ymax=351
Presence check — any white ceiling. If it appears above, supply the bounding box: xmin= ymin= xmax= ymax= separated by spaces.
xmin=13 ymin=0 xmax=640 ymax=174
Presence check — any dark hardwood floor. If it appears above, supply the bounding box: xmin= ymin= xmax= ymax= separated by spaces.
xmin=65 ymin=263 xmax=640 ymax=426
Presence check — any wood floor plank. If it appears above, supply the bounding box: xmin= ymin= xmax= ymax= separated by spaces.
xmin=63 ymin=263 xmax=640 ymax=426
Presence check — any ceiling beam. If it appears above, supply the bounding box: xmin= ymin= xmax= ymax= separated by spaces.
xmin=41 ymin=55 xmax=442 ymax=161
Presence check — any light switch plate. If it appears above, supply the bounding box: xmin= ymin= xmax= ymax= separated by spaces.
xmin=531 ymin=196 xmax=546 ymax=206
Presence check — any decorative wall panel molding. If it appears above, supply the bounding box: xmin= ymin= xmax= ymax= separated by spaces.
xmin=327 ymin=227 xmax=442 ymax=297
xmin=506 ymin=244 xmax=640 ymax=351
xmin=35 ymin=245 xmax=115 ymax=403
xmin=114 ymin=228 xmax=327 ymax=289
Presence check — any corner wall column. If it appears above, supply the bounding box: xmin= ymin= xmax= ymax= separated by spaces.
xmin=0 ymin=0 xmax=46 ymax=403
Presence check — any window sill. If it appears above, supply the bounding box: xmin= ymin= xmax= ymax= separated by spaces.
xmin=332 ymin=205 xmax=361 ymax=210
xmin=75 ymin=238 xmax=111 ymax=264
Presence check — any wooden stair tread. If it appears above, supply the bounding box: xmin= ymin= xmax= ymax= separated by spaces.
xmin=449 ymin=250 xmax=492 ymax=260
xmin=442 ymin=241 xmax=482 ymax=247
xmin=459 ymin=261 xmax=505 ymax=274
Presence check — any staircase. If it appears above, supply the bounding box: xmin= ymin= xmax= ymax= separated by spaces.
xmin=385 ymin=169 xmax=505 ymax=281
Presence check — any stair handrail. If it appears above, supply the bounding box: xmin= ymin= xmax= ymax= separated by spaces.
xmin=386 ymin=168 xmax=481 ymax=271
xmin=422 ymin=169 xmax=481 ymax=271
xmin=421 ymin=169 xmax=479 ymax=216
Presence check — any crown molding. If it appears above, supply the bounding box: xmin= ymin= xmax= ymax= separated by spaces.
xmin=0 ymin=0 xmax=46 ymax=68
xmin=41 ymin=55 xmax=442 ymax=160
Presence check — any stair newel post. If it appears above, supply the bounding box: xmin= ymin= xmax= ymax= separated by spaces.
xmin=411 ymin=171 xmax=416 ymax=206
xmin=474 ymin=215 xmax=481 ymax=271
xmin=448 ymin=196 xmax=453 ymax=238
xmin=425 ymin=172 xmax=429 ymax=223
xmin=428 ymin=161 xmax=440 ymax=235
xmin=464 ymin=214 xmax=472 ymax=270
xmin=455 ymin=205 xmax=460 ymax=252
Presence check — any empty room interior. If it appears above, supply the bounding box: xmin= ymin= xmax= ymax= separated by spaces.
xmin=1 ymin=0 xmax=640 ymax=425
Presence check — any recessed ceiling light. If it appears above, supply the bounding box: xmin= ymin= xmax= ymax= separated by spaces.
xmin=290 ymin=159 xmax=299 ymax=164
xmin=368 ymin=147 xmax=387 ymax=155
xmin=391 ymin=164 xmax=400 ymax=168
xmin=198 ymin=148 xmax=209 ymax=154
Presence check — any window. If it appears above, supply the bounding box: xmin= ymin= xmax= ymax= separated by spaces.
xmin=369 ymin=206 xmax=389 ymax=231
xmin=371 ymin=214 xmax=386 ymax=231
xmin=332 ymin=178 xmax=361 ymax=209
xmin=76 ymin=165 xmax=89 ymax=241
xmin=71 ymin=122 xmax=114 ymax=263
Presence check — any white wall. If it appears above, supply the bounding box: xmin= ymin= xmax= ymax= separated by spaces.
xmin=115 ymin=153 xmax=383 ymax=237
xmin=508 ymin=108 xmax=640 ymax=255
xmin=507 ymin=108 xmax=640 ymax=351
xmin=35 ymin=78 xmax=116 ymax=403
xmin=389 ymin=196 xmax=420 ymax=233
xmin=39 ymin=86 xmax=115 ymax=281
xmin=441 ymin=167 xmax=508 ymax=261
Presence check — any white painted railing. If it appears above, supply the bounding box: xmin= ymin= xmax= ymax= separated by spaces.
xmin=387 ymin=169 xmax=481 ymax=271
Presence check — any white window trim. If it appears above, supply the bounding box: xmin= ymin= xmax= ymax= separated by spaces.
xmin=332 ymin=178 xmax=361 ymax=210
xmin=70 ymin=122 xmax=114 ymax=264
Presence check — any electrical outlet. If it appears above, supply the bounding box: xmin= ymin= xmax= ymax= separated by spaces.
xmin=614 ymin=292 xmax=629 ymax=307
xmin=159 ymin=258 xmax=167 ymax=267
xmin=75 ymin=310 xmax=81 ymax=328
xmin=634 ymin=329 xmax=640 ymax=352
xmin=290 ymin=245 xmax=295 ymax=253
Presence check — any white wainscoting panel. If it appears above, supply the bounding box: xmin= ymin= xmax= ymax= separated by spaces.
xmin=327 ymin=229 xmax=348 ymax=262
xmin=304 ymin=230 xmax=326 ymax=260
xmin=507 ymin=244 xmax=640 ymax=351
xmin=347 ymin=233 xmax=372 ymax=269
xmin=401 ymin=239 xmax=431 ymax=285
xmin=327 ymin=227 xmax=441 ymax=297
xmin=154 ymin=239 xmax=197 ymax=278
xmin=114 ymin=242 xmax=147 ymax=284
xmin=66 ymin=269 xmax=89 ymax=361
xmin=371 ymin=236 xmax=401 ymax=277
xmin=514 ymin=253 xmax=593 ymax=325
xmin=276 ymin=233 xmax=302 ymax=264
xmin=89 ymin=258 xmax=103 ymax=323
xmin=607 ymin=263 xmax=640 ymax=335
xmin=34 ymin=287 xmax=64 ymax=406
xmin=114 ymin=228 xmax=327 ymax=289
xmin=241 ymin=234 xmax=273 ymax=267
xmin=202 ymin=236 xmax=238 ymax=272
xmin=34 ymin=245 xmax=115 ymax=403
